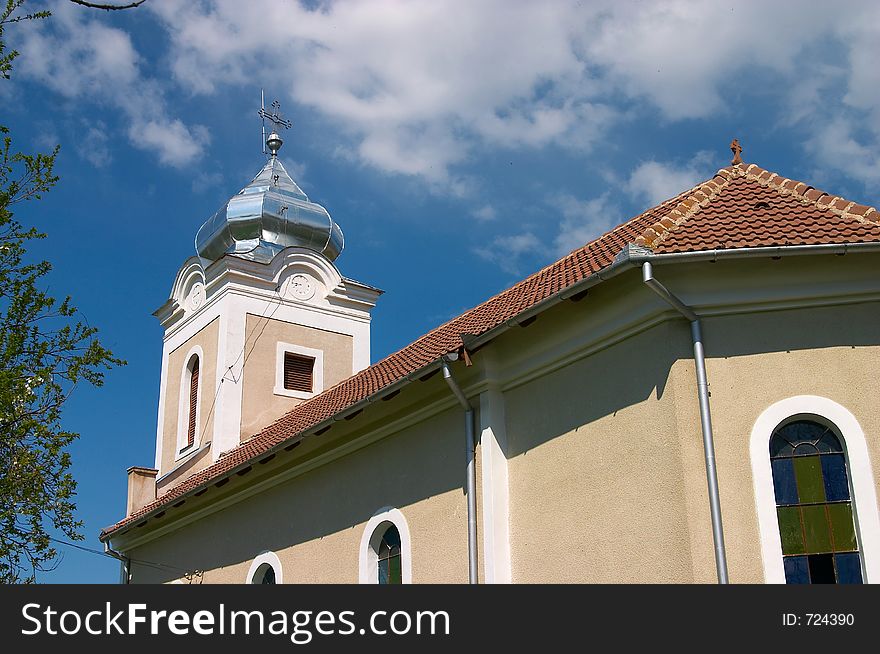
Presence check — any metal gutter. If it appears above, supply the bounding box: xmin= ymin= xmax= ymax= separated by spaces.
xmin=465 ymin=241 xmax=880 ymax=354
xmin=104 ymin=540 xmax=130 ymax=584
xmin=441 ymin=357 xmax=478 ymax=584
xmin=642 ymin=261 xmax=729 ymax=584
xmin=100 ymin=359 xmax=446 ymax=541
xmin=104 ymin=241 xmax=880 ymax=543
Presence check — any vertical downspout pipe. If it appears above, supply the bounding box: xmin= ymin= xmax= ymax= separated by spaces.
xmin=642 ymin=261 xmax=729 ymax=584
xmin=442 ymin=358 xmax=478 ymax=584
xmin=104 ymin=541 xmax=131 ymax=585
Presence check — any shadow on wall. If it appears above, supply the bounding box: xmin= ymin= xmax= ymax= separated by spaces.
xmin=131 ymin=297 xmax=880 ymax=582
xmin=130 ymin=404 xmax=467 ymax=583
xmin=505 ymin=298 xmax=880 ymax=459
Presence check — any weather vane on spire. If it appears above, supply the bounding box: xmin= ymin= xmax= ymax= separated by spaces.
xmin=259 ymin=90 xmax=293 ymax=157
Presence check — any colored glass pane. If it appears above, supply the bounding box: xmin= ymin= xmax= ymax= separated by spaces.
xmin=828 ymin=503 xmax=857 ymax=552
xmin=770 ymin=435 xmax=793 ymax=458
xmin=776 ymin=507 xmax=804 ymax=555
xmin=783 ymin=556 xmax=810 ymax=584
xmin=377 ymin=525 xmax=402 ymax=585
xmin=771 ymin=458 xmax=798 ymax=505
xmin=778 ymin=421 xmax=827 ymax=443
xmin=821 ymin=454 xmax=850 ymax=502
xmin=389 ymin=555 xmax=402 ymax=584
xmin=807 ymin=554 xmax=835 ymax=583
xmin=793 ymin=456 xmax=825 ymax=504
xmin=783 ymin=556 xmax=809 ymax=584
xmin=834 ymin=553 xmax=863 ymax=584
xmin=771 ymin=420 xmax=860 ymax=585
xmin=801 ymin=505 xmax=832 ymax=553
xmin=816 ymin=431 xmax=843 ymax=454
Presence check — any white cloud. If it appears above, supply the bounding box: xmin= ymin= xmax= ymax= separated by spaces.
xmin=626 ymin=151 xmax=716 ymax=207
xmin=478 ymin=151 xmax=718 ymax=273
xmin=13 ymin=0 xmax=880 ymax=193
xmin=12 ymin=1 xmax=208 ymax=168
xmin=551 ymin=193 xmax=620 ymax=257
xmin=191 ymin=170 xmax=224 ymax=194
xmin=472 ymin=205 xmax=496 ymax=222
xmin=804 ymin=119 xmax=880 ymax=186
xmin=147 ymin=0 xmax=613 ymax=182
xmin=76 ymin=122 xmax=111 ymax=168
xmin=474 ymin=232 xmax=543 ymax=275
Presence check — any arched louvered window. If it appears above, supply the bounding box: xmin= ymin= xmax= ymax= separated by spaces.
xmin=770 ymin=420 xmax=863 ymax=583
xmin=186 ymin=356 xmax=199 ymax=450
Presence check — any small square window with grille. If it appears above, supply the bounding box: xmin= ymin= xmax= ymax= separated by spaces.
xmin=283 ymin=352 xmax=314 ymax=393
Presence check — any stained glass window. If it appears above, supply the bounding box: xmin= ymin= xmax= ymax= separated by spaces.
xmin=377 ymin=525 xmax=402 ymax=585
xmin=251 ymin=563 xmax=276 ymax=584
xmin=770 ymin=420 xmax=863 ymax=584
xmin=259 ymin=565 xmax=276 ymax=584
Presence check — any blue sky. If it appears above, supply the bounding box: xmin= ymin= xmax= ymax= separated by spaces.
xmin=3 ymin=0 xmax=880 ymax=582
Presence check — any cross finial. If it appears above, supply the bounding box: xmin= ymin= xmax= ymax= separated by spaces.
xmin=730 ymin=138 xmax=743 ymax=165
xmin=259 ymin=91 xmax=293 ymax=156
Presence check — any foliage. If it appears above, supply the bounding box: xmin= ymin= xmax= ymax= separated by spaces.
xmin=0 ymin=0 xmax=125 ymax=583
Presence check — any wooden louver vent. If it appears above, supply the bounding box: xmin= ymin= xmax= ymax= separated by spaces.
xmin=284 ymin=352 xmax=314 ymax=393
xmin=186 ymin=357 xmax=199 ymax=449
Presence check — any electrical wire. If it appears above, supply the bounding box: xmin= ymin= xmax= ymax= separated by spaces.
xmin=48 ymin=536 xmax=196 ymax=575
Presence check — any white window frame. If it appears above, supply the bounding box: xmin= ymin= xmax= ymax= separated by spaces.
xmin=359 ymin=507 xmax=412 ymax=584
xmin=750 ymin=395 xmax=880 ymax=583
xmin=274 ymin=341 xmax=323 ymax=400
xmin=175 ymin=345 xmax=204 ymax=459
xmin=246 ymin=551 xmax=283 ymax=584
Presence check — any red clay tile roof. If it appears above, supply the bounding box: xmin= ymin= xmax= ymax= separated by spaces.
xmin=101 ymin=161 xmax=880 ymax=540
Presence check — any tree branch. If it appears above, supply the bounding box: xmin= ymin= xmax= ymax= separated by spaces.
xmin=67 ymin=0 xmax=147 ymax=10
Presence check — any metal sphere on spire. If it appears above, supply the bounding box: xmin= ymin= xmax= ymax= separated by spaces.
xmin=193 ymin=93 xmax=344 ymax=264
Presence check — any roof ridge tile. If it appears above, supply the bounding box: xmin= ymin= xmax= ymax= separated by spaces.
xmin=738 ymin=163 xmax=879 ymax=226
xmin=634 ymin=168 xmax=734 ymax=248
xmin=101 ymin=156 xmax=880 ymax=540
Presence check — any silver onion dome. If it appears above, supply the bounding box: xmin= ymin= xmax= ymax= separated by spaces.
xmin=195 ymin=143 xmax=344 ymax=264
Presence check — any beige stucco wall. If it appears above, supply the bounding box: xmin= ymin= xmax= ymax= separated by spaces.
xmin=127 ymin=254 xmax=879 ymax=585
xmin=505 ymin=320 xmax=701 ymax=583
xmin=699 ymin=301 xmax=880 ymax=583
xmin=505 ymin=300 xmax=880 ymax=583
xmin=240 ymin=314 xmax=354 ymax=440
xmin=160 ymin=318 xmax=219 ymax=478
xmin=128 ymin=403 xmax=469 ymax=584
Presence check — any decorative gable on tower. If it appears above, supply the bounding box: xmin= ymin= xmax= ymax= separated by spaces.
xmin=148 ymin=105 xmax=382 ymax=498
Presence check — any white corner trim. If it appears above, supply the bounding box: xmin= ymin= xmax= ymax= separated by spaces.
xmin=154 ymin=341 xmax=171 ymax=471
xmin=479 ymin=388 xmax=512 ymax=583
xmin=750 ymin=395 xmax=880 ymax=583
xmin=273 ymin=341 xmax=324 ymax=399
xmin=246 ymin=550 xmax=283 ymax=584
xmin=358 ymin=507 xmax=412 ymax=584
xmin=175 ymin=345 xmax=204 ymax=460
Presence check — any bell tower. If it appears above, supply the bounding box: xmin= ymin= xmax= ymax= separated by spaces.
xmin=150 ymin=100 xmax=381 ymax=495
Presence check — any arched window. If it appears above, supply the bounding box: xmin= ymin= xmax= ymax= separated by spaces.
xmin=770 ymin=420 xmax=862 ymax=583
xmin=185 ymin=355 xmax=199 ymax=450
xmin=252 ymin=563 xmax=276 ymax=584
xmin=176 ymin=347 xmax=204 ymax=457
xmin=246 ymin=551 xmax=282 ymax=584
xmin=750 ymin=396 xmax=880 ymax=584
xmin=359 ymin=508 xmax=412 ymax=584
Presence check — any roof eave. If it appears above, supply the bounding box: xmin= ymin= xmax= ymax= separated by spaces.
xmin=101 ymin=239 xmax=880 ymax=542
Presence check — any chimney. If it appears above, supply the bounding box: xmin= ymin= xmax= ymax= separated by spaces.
xmin=127 ymin=466 xmax=158 ymax=516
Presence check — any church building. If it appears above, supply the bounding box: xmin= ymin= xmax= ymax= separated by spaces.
xmin=100 ymin=129 xmax=880 ymax=584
